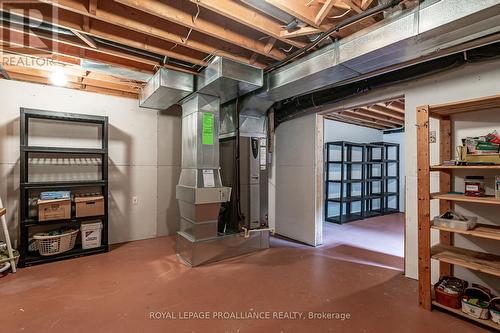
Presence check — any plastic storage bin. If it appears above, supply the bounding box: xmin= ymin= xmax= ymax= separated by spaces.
xmin=81 ymin=222 xmax=103 ymax=249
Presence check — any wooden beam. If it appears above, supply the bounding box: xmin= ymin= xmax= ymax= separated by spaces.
xmin=71 ymin=29 xmax=97 ymax=48
xmin=337 ymin=110 xmax=396 ymax=128
xmin=265 ymin=0 xmax=322 ymax=28
xmin=361 ymin=0 xmax=376 ymax=10
xmin=264 ymin=37 xmax=277 ymax=54
xmin=88 ymin=0 xmax=97 ymax=15
xmin=6 ymin=3 xmax=210 ymax=68
xmin=114 ymin=0 xmax=287 ymax=60
xmin=249 ymin=52 xmax=259 ymax=65
xmin=339 ymin=0 xmax=376 ymax=24
xmin=4 ymin=65 xmax=141 ymax=93
xmin=340 ymin=0 xmax=363 ymax=13
xmin=315 ymin=0 xmax=336 ymax=26
xmin=3 ymin=24 xmax=166 ymax=70
xmin=363 ymin=105 xmax=405 ymax=121
xmin=324 ymin=114 xmax=386 ymax=130
xmin=378 ymin=102 xmax=405 ymax=114
xmin=0 ymin=27 xmax=159 ymax=74
xmin=348 ymin=108 xmax=404 ymax=126
xmin=1 ymin=47 xmax=82 ymax=66
xmin=416 ymin=105 xmax=431 ymax=311
xmin=5 ymin=69 xmax=139 ymax=98
xmin=189 ymin=0 xmax=305 ymax=49
xmin=280 ymin=26 xmax=321 ymax=38
xmin=389 ymin=100 xmax=405 ymax=112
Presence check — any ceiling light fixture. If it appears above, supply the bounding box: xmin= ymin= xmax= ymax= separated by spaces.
xmin=50 ymin=67 xmax=68 ymax=86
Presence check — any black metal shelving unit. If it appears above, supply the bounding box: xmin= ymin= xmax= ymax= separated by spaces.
xmin=19 ymin=108 xmax=109 ymax=267
xmin=364 ymin=143 xmax=384 ymax=218
xmin=325 ymin=142 xmax=365 ymax=224
xmin=373 ymin=142 xmax=401 ymax=214
xmin=325 ymin=141 xmax=400 ymax=224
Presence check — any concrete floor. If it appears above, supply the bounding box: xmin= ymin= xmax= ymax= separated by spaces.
xmin=0 ymin=214 xmax=488 ymax=333
xmin=322 ymin=213 xmax=405 ymax=271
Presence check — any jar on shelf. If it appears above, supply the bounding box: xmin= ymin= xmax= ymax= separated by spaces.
xmin=464 ymin=176 xmax=485 ymax=197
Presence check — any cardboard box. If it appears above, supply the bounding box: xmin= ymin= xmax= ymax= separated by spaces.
xmin=75 ymin=196 xmax=104 ymax=218
xmin=38 ymin=198 xmax=71 ymax=221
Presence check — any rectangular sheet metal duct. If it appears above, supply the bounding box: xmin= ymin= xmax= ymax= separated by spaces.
xmin=196 ymin=57 xmax=264 ymax=104
xmin=139 ymin=68 xmax=194 ymax=110
xmin=240 ymin=0 xmax=500 ymax=116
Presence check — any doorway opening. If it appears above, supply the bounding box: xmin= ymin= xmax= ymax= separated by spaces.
xmin=321 ymin=97 xmax=406 ymax=271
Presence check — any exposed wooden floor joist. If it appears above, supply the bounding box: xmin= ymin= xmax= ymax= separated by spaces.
xmin=0 ymin=0 xmax=414 ymax=101
xmin=323 ymin=97 xmax=406 ymax=130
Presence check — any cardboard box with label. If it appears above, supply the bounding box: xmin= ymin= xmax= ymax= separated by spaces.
xmin=38 ymin=198 xmax=71 ymax=221
xmin=75 ymin=196 xmax=105 ymax=218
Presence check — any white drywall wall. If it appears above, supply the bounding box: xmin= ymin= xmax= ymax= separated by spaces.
xmin=271 ymin=114 xmax=322 ymax=246
xmin=324 ymin=119 xmax=383 ymax=143
xmin=0 ymin=79 xmax=181 ymax=247
xmin=157 ymin=106 xmax=182 ymax=237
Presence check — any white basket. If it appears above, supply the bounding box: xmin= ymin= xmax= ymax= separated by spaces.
xmin=33 ymin=229 xmax=79 ymax=256
xmin=491 ymin=297 xmax=500 ymax=325
xmin=461 ymin=287 xmax=491 ymax=320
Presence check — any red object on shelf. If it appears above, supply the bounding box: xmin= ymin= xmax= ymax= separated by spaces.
xmin=434 ymin=276 xmax=468 ymax=309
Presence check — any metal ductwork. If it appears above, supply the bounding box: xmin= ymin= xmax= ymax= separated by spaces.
xmin=196 ymin=56 xmax=263 ymax=104
xmin=176 ymin=93 xmax=231 ymax=241
xmin=240 ymin=0 xmax=500 ymax=116
xmin=139 ymin=68 xmax=194 ymax=110
xmin=174 ymin=57 xmax=269 ymax=267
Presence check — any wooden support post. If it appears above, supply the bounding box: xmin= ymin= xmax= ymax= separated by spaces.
xmin=417 ymin=105 xmax=432 ymax=310
xmin=315 ymin=114 xmax=324 ymax=245
xmin=439 ymin=116 xmax=453 ymax=277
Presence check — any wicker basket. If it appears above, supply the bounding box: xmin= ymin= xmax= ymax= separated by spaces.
xmin=434 ymin=276 xmax=467 ymax=309
xmin=33 ymin=229 xmax=78 ymax=256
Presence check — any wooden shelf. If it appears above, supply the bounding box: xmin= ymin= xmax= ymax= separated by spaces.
xmin=0 ymin=208 xmax=5 ymax=218
xmin=431 ymin=223 xmax=500 ymax=241
xmin=431 ymin=165 xmax=500 ymax=170
xmin=432 ymin=301 xmax=500 ymax=330
xmin=418 ymin=94 xmax=500 ymax=330
xmin=431 ymin=193 xmax=500 ymax=205
xmin=431 ymin=244 xmax=500 ymax=277
xmin=428 ymin=93 xmax=500 ymax=116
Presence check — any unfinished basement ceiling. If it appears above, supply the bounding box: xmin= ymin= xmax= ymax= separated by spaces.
xmin=324 ymin=97 xmax=405 ymax=130
xmin=0 ymin=0 xmax=417 ymax=97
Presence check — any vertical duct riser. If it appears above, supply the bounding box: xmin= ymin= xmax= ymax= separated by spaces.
xmin=176 ymin=93 xmax=231 ymax=242
xmin=175 ymin=57 xmax=269 ymax=267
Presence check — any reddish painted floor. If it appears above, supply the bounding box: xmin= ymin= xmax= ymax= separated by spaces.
xmin=0 ymin=214 xmax=489 ymax=333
